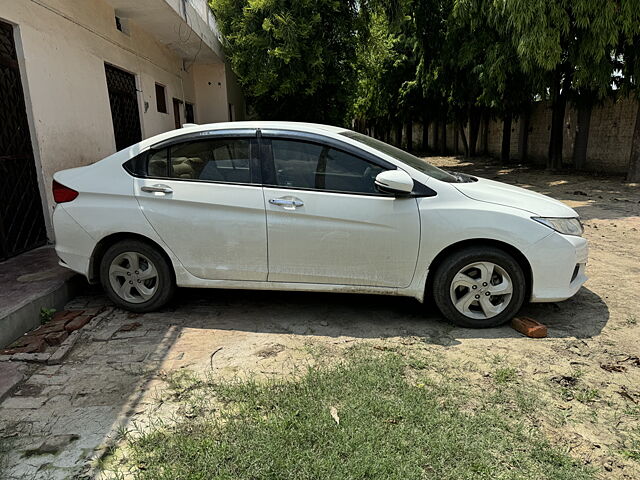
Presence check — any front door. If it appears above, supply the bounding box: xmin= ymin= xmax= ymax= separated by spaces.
xmin=134 ymin=134 xmax=268 ymax=281
xmin=104 ymin=63 xmax=142 ymax=151
xmin=0 ymin=21 xmax=47 ymax=260
xmin=262 ymin=137 xmax=421 ymax=287
xmin=173 ymin=98 xmax=182 ymax=129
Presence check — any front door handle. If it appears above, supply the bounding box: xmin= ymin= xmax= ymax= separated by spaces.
xmin=141 ymin=184 xmax=173 ymax=194
xmin=269 ymin=198 xmax=304 ymax=209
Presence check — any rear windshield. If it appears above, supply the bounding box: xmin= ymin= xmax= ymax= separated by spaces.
xmin=340 ymin=131 xmax=458 ymax=183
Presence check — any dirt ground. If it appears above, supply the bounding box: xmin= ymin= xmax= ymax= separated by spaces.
xmin=1 ymin=155 xmax=639 ymax=479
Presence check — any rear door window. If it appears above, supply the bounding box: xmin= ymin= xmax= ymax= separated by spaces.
xmin=146 ymin=138 xmax=253 ymax=184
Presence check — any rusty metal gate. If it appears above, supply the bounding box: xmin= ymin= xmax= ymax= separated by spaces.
xmin=0 ymin=20 xmax=47 ymax=261
xmin=104 ymin=63 xmax=142 ymax=151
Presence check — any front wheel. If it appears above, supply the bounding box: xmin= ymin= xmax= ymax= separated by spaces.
xmin=99 ymin=240 xmax=175 ymax=312
xmin=432 ymin=246 xmax=526 ymax=328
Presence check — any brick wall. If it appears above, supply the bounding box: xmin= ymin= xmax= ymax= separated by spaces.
xmin=406 ymin=96 xmax=637 ymax=174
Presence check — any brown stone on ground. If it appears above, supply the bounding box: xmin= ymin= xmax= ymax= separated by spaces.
xmin=511 ymin=316 xmax=548 ymax=338
xmin=45 ymin=331 xmax=69 ymax=346
xmin=82 ymin=306 xmax=105 ymax=316
xmin=1 ymin=348 xmax=25 ymax=355
xmin=31 ymin=322 xmax=66 ymax=335
xmin=7 ymin=337 xmax=48 ymax=354
xmin=64 ymin=315 xmax=91 ymax=332
xmin=51 ymin=310 xmax=83 ymax=324
xmin=118 ymin=322 xmax=142 ymax=332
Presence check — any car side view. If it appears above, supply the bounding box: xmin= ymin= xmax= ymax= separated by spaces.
xmin=52 ymin=122 xmax=588 ymax=328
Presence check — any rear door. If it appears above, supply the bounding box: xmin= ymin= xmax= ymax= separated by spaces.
xmin=132 ymin=132 xmax=268 ymax=281
xmin=261 ymin=133 xmax=421 ymax=287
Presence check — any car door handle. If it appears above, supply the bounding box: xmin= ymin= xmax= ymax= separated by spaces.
xmin=141 ymin=184 xmax=173 ymax=194
xmin=269 ymin=198 xmax=304 ymax=208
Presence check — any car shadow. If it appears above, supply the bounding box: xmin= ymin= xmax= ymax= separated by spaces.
xmin=160 ymin=285 xmax=609 ymax=345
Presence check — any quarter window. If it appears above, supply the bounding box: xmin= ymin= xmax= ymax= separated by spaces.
xmin=146 ymin=138 xmax=252 ymax=184
xmin=269 ymin=139 xmax=386 ymax=194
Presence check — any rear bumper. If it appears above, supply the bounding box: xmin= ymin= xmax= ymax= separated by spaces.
xmin=52 ymin=205 xmax=94 ymax=278
xmin=527 ymin=233 xmax=588 ymax=303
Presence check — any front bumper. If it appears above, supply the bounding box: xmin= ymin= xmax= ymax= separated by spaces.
xmin=526 ymin=232 xmax=588 ymax=303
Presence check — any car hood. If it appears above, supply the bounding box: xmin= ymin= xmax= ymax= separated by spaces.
xmin=453 ymin=176 xmax=578 ymax=217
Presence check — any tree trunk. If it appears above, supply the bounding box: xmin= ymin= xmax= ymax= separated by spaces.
xmin=406 ymin=119 xmax=413 ymax=152
xmin=518 ymin=110 xmax=530 ymax=162
xmin=481 ymin=110 xmax=489 ymax=155
xmin=395 ymin=123 xmax=403 ymax=148
xmin=441 ymin=118 xmax=447 ymax=154
xmin=433 ymin=121 xmax=439 ymax=153
xmin=573 ymin=100 xmax=592 ymax=170
xmin=468 ymin=107 xmax=481 ymax=156
xmin=454 ymin=123 xmax=459 ymax=154
xmin=627 ymin=101 xmax=640 ymax=182
xmin=501 ymin=115 xmax=512 ymax=163
xmin=548 ymin=63 xmax=572 ymax=170
xmin=458 ymin=119 xmax=469 ymax=157
xmin=422 ymin=121 xmax=429 ymax=151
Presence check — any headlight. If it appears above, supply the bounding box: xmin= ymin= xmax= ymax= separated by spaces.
xmin=532 ymin=217 xmax=584 ymax=236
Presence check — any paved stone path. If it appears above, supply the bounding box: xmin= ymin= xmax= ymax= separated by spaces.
xmin=0 ymin=289 xmax=465 ymax=479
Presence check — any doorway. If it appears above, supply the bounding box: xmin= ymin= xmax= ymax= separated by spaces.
xmin=104 ymin=63 xmax=142 ymax=151
xmin=173 ymin=98 xmax=183 ymax=129
xmin=0 ymin=20 xmax=47 ymax=260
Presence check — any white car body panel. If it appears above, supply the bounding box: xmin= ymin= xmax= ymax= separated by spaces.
xmin=263 ymin=188 xmax=420 ymax=286
xmin=134 ymin=178 xmax=268 ymax=281
xmin=51 ymin=121 xmax=588 ymax=307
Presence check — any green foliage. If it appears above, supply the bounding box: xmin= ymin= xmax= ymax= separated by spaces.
xmin=117 ymin=353 xmax=596 ymax=479
xmin=39 ymin=307 xmax=56 ymax=325
xmin=210 ymin=0 xmax=361 ymax=125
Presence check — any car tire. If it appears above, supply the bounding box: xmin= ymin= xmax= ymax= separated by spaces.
xmin=99 ymin=240 xmax=175 ymax=313
xmin=432 ymin=246 xmax=526 ymax=328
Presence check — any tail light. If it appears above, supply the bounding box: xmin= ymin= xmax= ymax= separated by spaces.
xmin=52 ymin=180 xmax=79 ymax=203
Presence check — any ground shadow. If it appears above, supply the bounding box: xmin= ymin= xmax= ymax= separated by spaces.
xmin=161 ymin=284 xmax=609 ymax=345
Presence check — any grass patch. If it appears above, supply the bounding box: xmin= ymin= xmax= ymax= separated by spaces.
xmin=115 ymin=353 xmax=595 ymax=480
xmin=493 ymin=367 xmax=518 ymax=385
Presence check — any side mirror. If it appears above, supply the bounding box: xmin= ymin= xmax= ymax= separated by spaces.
xmin=375 ymin=170 xmax=414 ymax=195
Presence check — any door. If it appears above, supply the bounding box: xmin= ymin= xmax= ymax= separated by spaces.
xmin=133 ymin=135 xmax=268 ymax=281
xmin=104 ymin=63 xmax=142 ymax=151
xmin=0 ymin=21 xmax=47 ymax=260
xmin=173 ymin=98 xmax=182 ymax=129
xmin=262 ymin=136 xmax=421 ymax=287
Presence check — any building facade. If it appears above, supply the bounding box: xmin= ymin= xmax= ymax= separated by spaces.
xmin=0 ymin=0 xmax=245 ymax=260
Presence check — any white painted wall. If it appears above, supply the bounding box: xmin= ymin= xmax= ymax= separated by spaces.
xmin=0 ymin=0 xmax=241 ymax=238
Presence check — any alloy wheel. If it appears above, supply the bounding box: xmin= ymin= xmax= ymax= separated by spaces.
xmin=449 ymin=261 xmax=513 ymax=320
xmin=108 ymin=251 xmax=158 ymax=304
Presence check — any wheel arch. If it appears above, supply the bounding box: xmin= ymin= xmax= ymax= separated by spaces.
xmin=89 ymin=232 xmax=175 ymax=284
xmin=424 ymin=238 xmax=533 ymax=302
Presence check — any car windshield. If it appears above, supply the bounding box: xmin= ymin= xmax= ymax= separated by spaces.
xmin=340 ymin=130 xmax=461 ymax=183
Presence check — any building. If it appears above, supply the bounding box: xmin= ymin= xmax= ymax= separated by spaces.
xmin=0 ymin=0 xmax=245 ymax=260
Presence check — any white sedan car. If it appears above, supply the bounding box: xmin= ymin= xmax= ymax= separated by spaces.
xmin=52 ymin=122 xmax=587 ymax=328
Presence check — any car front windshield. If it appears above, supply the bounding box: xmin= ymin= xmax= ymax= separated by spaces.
xmin=339 ymin=130 xmax=459 ymax=183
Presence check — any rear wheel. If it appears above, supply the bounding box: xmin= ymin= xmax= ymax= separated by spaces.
xmin=432 ymin=246 xmax=526 ymax=328
xmin=99 ymin=240 xmax=175 ymax=312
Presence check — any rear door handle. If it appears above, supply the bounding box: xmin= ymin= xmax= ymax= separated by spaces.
xmin=141 ymin=184 xmax=173 ymax=194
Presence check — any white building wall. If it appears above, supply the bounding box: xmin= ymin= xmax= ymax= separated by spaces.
xmin=0 ymin=0 xmax=239 ymax=237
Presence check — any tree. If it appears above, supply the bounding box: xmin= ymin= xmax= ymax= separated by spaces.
xmin=498 ymin=0 xmax=640 ymax=170
xmin=210 ymin=0 xmax=361 ymax=125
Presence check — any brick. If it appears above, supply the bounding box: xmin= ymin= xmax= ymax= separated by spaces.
xmin=82 ymin=306 xmax=106 ymax=317
xmin=118 ymin=322 xmax=142 ymax=332
xmin=8 ymin=337 xmax=48 ymax=354
xmin=64 ymin=315 xmax=91 ymax=332
xmin=51 ymin=310 xmax=83 ymax=324
xmin=30 ymin=322 xmax=66 ymax=335
xmin=45 ymin=331 xmax=69 ymax=346
xmin=1 ymin=348 xmax=25 ymax=356
xmin=511 ymin=317 xmax=547 ymax=338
